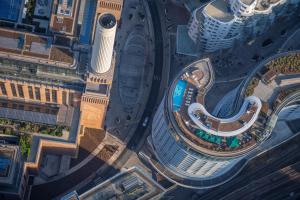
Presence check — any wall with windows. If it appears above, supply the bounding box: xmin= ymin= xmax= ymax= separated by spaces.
xmin=0 ymin=79 xmax=81 ymax=107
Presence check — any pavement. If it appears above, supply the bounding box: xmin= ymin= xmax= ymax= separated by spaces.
xmin=28 ymin=0 xmax=157 ymax=198
xmin=29 ymin=0 xmax=170 ymax=198
xmin=73 ymin=0 xmax=170 ymax=195
xmin=104 ymin=0 xmax=155 ymax=143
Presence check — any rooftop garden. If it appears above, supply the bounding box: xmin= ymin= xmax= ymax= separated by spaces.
xmin=245 ymin=77 xmax=259 ymax=96
xmin=19 ymin=135 xmax=32 ymax=159
xmin=245 ymin=53 xmax=300 ymax=97
xmin=195 ymin=129 xmax=241 ymax=149
xmin=0 ymin=118 xmax=68 ymax=137
xmin=266 ymin=53 xmax=300 ymax=74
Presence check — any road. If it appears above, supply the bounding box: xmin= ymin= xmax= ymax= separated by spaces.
xmin=75 ymin=0 xmax=166 ymax=195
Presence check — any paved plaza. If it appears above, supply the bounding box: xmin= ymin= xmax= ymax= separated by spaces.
xmin=105 ymin=0 xmax=155 ymax=142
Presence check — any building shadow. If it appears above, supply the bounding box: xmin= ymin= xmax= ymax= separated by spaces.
xmin=29 ymin=130 xmax=119 ymax=200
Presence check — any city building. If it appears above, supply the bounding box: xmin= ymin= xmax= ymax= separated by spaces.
xmin=61 ymin=167 xmax=165 ymax=200
xmin=91 ymin=13 xmax=117 ymax=74
xmin=187 ymin=0 xmax=299 ymax=53
xmin=149 ymin=52 xmax=300 ymax=188
xmin=0 ymin=0 xmax=123 ymax=199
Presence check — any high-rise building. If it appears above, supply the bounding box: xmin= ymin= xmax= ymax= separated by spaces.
xmin=91 ymin=13 xmax=117 ymax=74
xmin=187 ymin=0 xmax=299 ymax=53
xmin=150 ymin=52 xmax=300 ymax=188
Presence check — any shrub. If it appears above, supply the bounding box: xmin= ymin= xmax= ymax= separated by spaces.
xmin=19 ymin=135 xmax=31 ymax=159
xmin=245 ymin=77 xmax=259 ymax=96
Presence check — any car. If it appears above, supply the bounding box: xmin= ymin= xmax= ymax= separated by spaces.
xmin=142 ymin=117 xmax=149 ymax=127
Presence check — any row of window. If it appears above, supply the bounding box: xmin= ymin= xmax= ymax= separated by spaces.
xmin=0 ymin=82 xmax=70 ymax=105
xmin=99 ymin=1 xmax=122 ymax=11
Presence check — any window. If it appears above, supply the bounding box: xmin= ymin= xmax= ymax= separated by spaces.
xmin=52 ymin=90 xmax=57 ymax=103
xmin=45 ymin=89 xmax=51 ymax=102
xmin=10 ymin=83 xmax=17 ymax=97
xmin=17 ymin=85 xmax=24 ymax=98
xmin=0 ymin=82 xmax=7 ymax=95
xmin=28 ymin=86 xmax=34 ymax=99
xmin=35 ymin=87 xmax=41 ymax=100
xmin=62 ymin=91 xmax=67 ymax=105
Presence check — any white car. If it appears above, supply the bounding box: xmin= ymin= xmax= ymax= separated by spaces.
xmin=142 ymin=117 xmax=149 ymax=127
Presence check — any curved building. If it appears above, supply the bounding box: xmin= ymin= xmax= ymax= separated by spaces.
xmin=187 ymin=0 xmax=299 ymax=53
xmin=150 ymin=51 xmax=300 ymax=188
xmin=91 ymin=13 xmax=117 ymax=74
xmin=188 ymin=1 xmax=241 ymax=52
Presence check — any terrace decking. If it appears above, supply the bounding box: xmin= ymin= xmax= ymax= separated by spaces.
xmin=169 ymin=60 xmax=261 ymax=156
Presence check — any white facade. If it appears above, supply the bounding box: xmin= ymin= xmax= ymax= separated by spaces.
xmin=188 ymin=96 xmax=262 ymax=137
xmin=91 ymin=13 xmax=117 ymax=74
xmin=188 ymin=0 xmax=299 ymax=53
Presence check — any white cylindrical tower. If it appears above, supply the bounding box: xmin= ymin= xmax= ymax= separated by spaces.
xmin=91 ymin=13 xmax=117 ymax=74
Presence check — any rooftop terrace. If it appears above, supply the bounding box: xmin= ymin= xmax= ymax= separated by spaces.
xmin=167 ymin=59 xmax=263 ymax=157
xmin=168 ymin=52 xmax=300 ymax=157
xmin=255 ymin=0 xmax=282 ymax=11
xmin=0 ymin=28 xmax=76 ymax=68
xmin=78 ymin=167 xmax=164 ymax=200
xmin=204 ymin=0 xmax=234 ymax=22
xmin=50 ymin=0 xmax=77 ymax=35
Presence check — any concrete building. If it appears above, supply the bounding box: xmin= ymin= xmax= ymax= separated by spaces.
xmin=61 ymin=167 xmax=165 ymax=200
xmin=91 ymin=13 xmax=117 ymax=74
xmin=149 ymin=52 xmax=300 ymax=188
xmin=187 ymin=0 xmax=300 ymax=53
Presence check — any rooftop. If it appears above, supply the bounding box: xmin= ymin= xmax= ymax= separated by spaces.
xmin=69 ymin=167 xmax=165 ymax=200
xmin=167 ymin=59 xmax=263 ymax=157
xmin=50 ymin=0 xmax=77 ymax=35
xmin=0 ymin=28 xmax=76 ymax=68
xmin=255 ymin=0 xmax=281 ymax=11
xmin=99 ymin=13 xmax=116 ymax=29
xmin=204 ymin=0 xmax=234 ymax=22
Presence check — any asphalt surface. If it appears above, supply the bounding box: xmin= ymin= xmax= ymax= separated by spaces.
xmin=76 ymin=0 xmax=166 ymax=194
